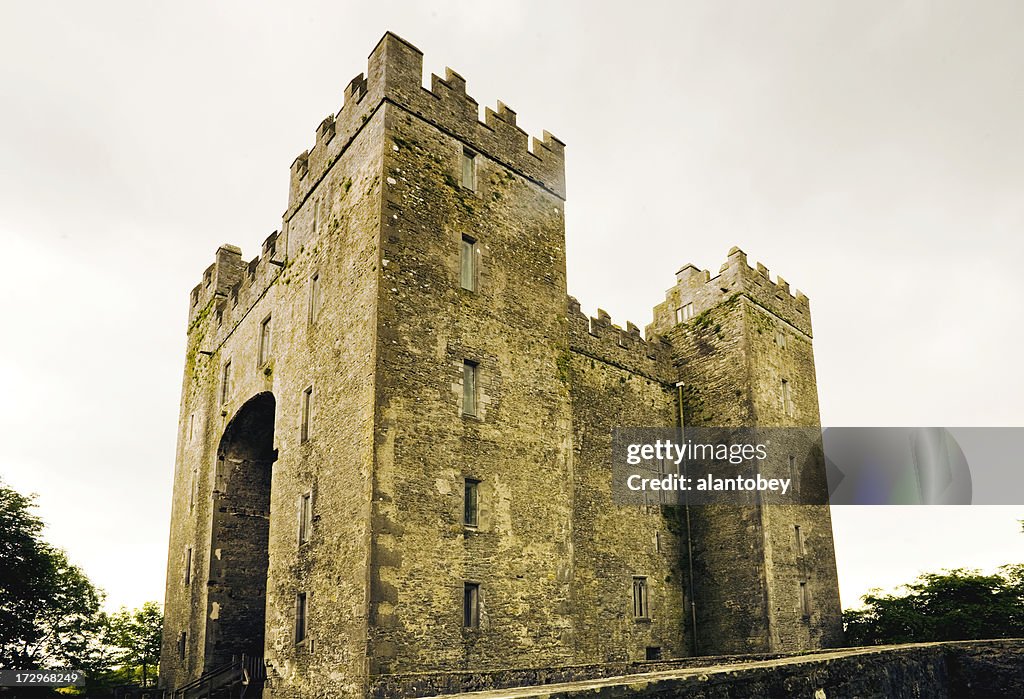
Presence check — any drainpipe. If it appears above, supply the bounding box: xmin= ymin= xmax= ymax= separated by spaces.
xmin=676 ymin=381 xmax=699 ymax=655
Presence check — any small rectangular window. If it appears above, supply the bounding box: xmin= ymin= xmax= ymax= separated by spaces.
xmin=178 ymin=632 xmax=187 ymax=661
xmin=461 ymin=149 xmax=476 ymax=190
xmin=799 ymin=581 xmax=810 ymax=617
xmin=259 ymin=316 xmax=272 ymax=366
xmin=675 ymin=303 xmax=695 ymax=324
xmin=460 ymin=235 xmax=477 ymax=291
xmin=794 ymin=525 xmax=804 ymax=557
xmin=221 ymin=361 xmax=231 ymax=404
xmin=646 ymin=646 xmax=662 ymax=661
xmin=308 ymin=273 xmax=321 ymax=324
xmin=464 ymin=478 xmax=479 ymax=527
xmin=776 ymin=330 xmax=788 ymax=349
xmin=184 ymin=547 xmax=192 ymax=585
xmin=301 ymin=386 xmax=314 ymax=443
xmin=462 ymin=360 xmax=478 ymax=416
xmin=781 ymin=379 xmax=794 ymax=417
xmin=463 ymin=582 xmax=480 ymax=628
xmin=189 ymin=470 xmax=197 ymax=511
xmin=299 ymin=492 xmax=313 ymax=544
xmin=295 ymin=592 xmax=308 ymax=642
xmin=632 ymin=576 xmax=649 ymax=619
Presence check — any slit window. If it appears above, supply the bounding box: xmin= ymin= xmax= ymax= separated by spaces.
xmin=301 ymin=386 xmax=314 ymax=443
xmin=259 ymin=315 xmax=272 ymax=365
xmin=308 ymin=273 xmax=321 ymax=324
xmin=632 ymin=576 xmax=649 ymax=619
xmin=463 ymin=582 xmax=480 ymax=628
xmin=295 ymin=592 xmax=308 ymax=643
xmin=299 ymin=491 xmax=313 ymax=544
xmin=794 ymin=525 xmax=804 ymax=556
xmin=221 ymin=361 xmax=231 ymax=404
xmin=184 ymin=547 xmax=192 ymax=585
xmin=464 ymin=478 xmax=479 ymax=527
xmin=799 ymin=581 xmax=810 ymax=617
xmin=461 ymin=149 xmax=477 ymax=190
xmin=460 ymin=235 xmax=477 ymax=291
xmin=177 ymin=632 xmax=186 ymax=661
xmin=781 ymin=379 xmax=794 ymax=417
xmin=462 ymin=360 xmax=478 ymax=416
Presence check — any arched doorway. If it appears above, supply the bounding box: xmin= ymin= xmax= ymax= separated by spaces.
xmin=205 ymin=392 xmax=276 ymax=670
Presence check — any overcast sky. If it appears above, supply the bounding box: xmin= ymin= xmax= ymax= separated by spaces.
xmin=1 ymin=0 xmax=1021 ymax=614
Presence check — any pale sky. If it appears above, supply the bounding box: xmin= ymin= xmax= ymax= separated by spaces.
xmin=1 ymin=1 xmax=1021 ymax=614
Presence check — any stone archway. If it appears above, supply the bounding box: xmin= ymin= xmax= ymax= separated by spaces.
xmin=204 ymin=392 xmax=276 ymax=670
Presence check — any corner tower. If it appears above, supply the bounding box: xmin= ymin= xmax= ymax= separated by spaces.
xmin=647 ymin=247 xmax=844 ymax=653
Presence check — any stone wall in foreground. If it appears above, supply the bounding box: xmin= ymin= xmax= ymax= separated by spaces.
xmin=368 ymin=640 xmax=1024 ymax=698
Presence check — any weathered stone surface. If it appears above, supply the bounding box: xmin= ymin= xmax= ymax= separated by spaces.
xmin=159 ymin=32 xmax=844 ymax=698
xmin=408 ymin=640 xmax=1024 ymax=698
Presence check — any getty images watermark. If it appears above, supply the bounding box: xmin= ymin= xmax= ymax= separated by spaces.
xmin=612 ymin=427 xmax=1024 ymax=506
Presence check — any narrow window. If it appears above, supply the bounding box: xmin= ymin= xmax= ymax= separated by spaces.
xmin=308 ymin=273 xmax=321 ymax=324
xmin=462 ymin=360 xmax=478 ymax=416
xmin=632 ymin=576 xmax=649 ymax=619
xmin=799 ymin=581 xmax=811 ymax=617
xmin=463 ymin=582 xmax=480 ymax=628
xmin=776 ymin=330 xmax=788 ymax=349
xmin=788 ymin=455 xmax=799 ymax=496
xmin=312 ymin=198 xmax=320 ymax=235
xmin=301 ymin=386 xmax=314 ymax=443
xmin=221 ymin=361 xmax=231 ymax=404
xmin=794 ymin=525 xmax=804 ymax=557
xmin=299 ymin=491 xmax=313 ymax=544
xmin=178 ymin=632 xmax=186 ymax=661
xmin=184 ymin=547 xmax=192 ymax=585
xmin=460 ymin=235 xmax=477 ymax=291
xmin=188 ymin=413 xmax=195 ymax=442
xmin=464 ymin=478 xmax=479 ymax=527
xmin=781 ymin=379 xmax=794 ymax=417
xmin=258 ymin=315 xmax=272 ymax=366
xmin=675 ymin=302 xmax=695 ymax=324
xmin=461 ymin=149 xmax=477 ymax=190
xmin=189 ymin=470 xmax=197 ymax=511
xmin=295 ymin=592 xmax=308 ymax=642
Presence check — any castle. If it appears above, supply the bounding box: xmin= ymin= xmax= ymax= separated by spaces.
xmin=159 ymin=32 xmax=843 ymax=698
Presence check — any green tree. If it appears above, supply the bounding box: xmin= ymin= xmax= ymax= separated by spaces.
xmin=0 ymin=481 xmax=107 ymax=673
xmin=105 ymin=602 xmax=162 ymax=687
xmin=844 ymin=566 xmax=1024 ymax=645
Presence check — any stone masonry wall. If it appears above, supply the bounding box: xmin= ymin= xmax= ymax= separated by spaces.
xmin=565 ymin=302 xmax=687 ymax=662
xmin=366 ymin=91 xmax=574 ymax=673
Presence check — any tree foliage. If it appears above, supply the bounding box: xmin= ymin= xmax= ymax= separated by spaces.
xmin=0 ymin=482 xmax=106 ymax=672
xmin=844 ymin=565 xmax=1024 ymax=646
xmin=0 ymin=480 xmax=162 ymax=693
xmin=104 ymin=602 xmax=162 ymax=687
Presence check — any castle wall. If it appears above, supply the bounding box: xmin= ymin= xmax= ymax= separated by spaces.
xmin=365 ymin=85 xmax=575 ymax=673
xmin=566 ymin=304 xmax=687 ymax=661
xmin=649 ymin=248 xmax=843 ymax=654
xmin=160 ymin=108 xmax=388 ymax=696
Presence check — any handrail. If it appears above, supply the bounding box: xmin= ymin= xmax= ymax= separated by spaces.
xmin=174 ymin=655 xmax=265 ymax=698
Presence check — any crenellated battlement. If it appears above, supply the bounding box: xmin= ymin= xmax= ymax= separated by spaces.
xmin=187 ymin=230 xmax=283 ymax=334
xmin=647 ymin=247 xmax=813 ymax=339
xmin=284 ymin=32 xmax=565 ymax=218
xmin=568 ymin=296 xmax=674 ymax=384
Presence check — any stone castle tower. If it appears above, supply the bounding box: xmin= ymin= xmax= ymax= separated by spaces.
xmin=159 ymin=32 xmax=843 ymax=698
